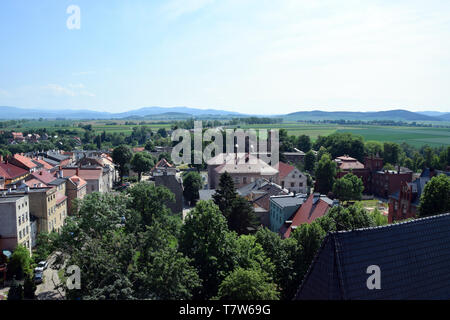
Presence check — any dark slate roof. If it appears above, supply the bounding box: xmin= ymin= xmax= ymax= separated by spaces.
xmin=296 ymin=213 xmax=450 ymax=300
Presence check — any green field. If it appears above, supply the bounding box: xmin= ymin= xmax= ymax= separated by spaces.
xmin=4 ymin=120 xmax=450 ymax=147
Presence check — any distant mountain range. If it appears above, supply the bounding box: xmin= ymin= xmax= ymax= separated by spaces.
xmin=0 ymin=106 xmax=449 ymax=122
xmin=284 ymin=109 xmax=450 ymax=122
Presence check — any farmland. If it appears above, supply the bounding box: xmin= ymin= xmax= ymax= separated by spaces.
xmin=3 ymin=119 xmax=450 ymax=147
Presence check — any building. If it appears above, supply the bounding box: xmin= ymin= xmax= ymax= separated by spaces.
xmin=65 ymin=175 xmax=87 ymax=215
xmin=333 ymin=155 xmax=412 ymax=198
xmin=296 ymin=213 xmax=450 ymax=300
xmin=269 ymin=194 xmax=308 ymax=233
xmin=150 ymin=158 xmax=176 ymax=176
xmin=207 ymin=153 xmax=279 ymax=189
xmin=278 ymin=162 xmax=307 ymax=194
xmin=153 ymin=169 xmax=184 ymax=214
xmin=0 ymin=160 xmax=29 ymax=185
xmin=282 ymin=150 xmax=305 ymax=164
xmin=389 ymin=168 xmax=450 ymax=223
xmin=4 ymin=186 xmax=67 ymax=234
xmin=38 ymin=151 xmax=72 ymax=167
xmin=62 ymin=167 xmax=106 ymax=194
xmin=280 ymin=193 xmax=336 ymax=238
xmin=8 ymin=154 xmax=40 ymax=173
xmin=237 ymin=178 xmax=288 ymax=227
xmin=11 ymin=132 xmax=25 ymax=143
xmin=0 ymin=195 xmax=32 ymax=253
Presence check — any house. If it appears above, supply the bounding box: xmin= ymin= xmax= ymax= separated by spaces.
xmin=277 ymin=162 xmax=307 ymax=194
xmin=11 ymin=132 xmax=25 ymax=142
xmin=0 ymin=161 xmax=29 ymax=185
xmin=8 ymin=154 xmax=40 ymax=173
xmin=269 ymin=194 xmax=309 ymax=233
xmin=65 ymin=175 xmax=87 ymax=215
xmin=207 ymin=153 xmax=279 ymax=189
xmin=4 ymin=186 xmax=67 ymax=234
xmin=280 ymin=193 xmax=336 ymax=239
xmin=389 ymin=168 xmax=450 ymax=223
xmin=152 ymin=159 xmax=184 ymax=214
xmin=333 ymin=155 xmax=412 ymax=198
xmin=62 ymin=167 xmax=105 ymax=194
xmin=25 ymin=170 xmax=57 ymax=188
xmin=237 ymin=178 xmax=288 ymax=227
xmin=38 ymin=151 xmax=72 ymax=167
xmin=282 ymin=150 xmax=305 ymax=164
xmin=296 ymin=213 xmax=450 ymax=300
xmin=0 ymin=195 xmax=32 ymax=254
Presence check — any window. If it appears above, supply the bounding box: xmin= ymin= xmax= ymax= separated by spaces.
xmin=291 ymin=182 xmax=295 ymax=188
xmin=299 ymin=182 xmax=303 ymax=187
xmin=243 ymin=177 xmax=247 ymax=184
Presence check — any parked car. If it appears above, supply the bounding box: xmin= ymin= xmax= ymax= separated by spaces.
xmin=34 ymin=272 xmax=43 ymax=284
xmin=34 ymin=261 xmax=48 ymax=273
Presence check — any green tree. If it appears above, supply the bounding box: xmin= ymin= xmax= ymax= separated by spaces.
xmin=215 ymin=268 xmax=279 ymax=300
xmin=112 ymin=145 xmax=133 ymax=183
xmin=365 ymin=141 xmax=383 ymax=157
xmin=213 ymin=172 xmax=238 ymax=219
xmin=182 ymin=171 xmax=203 ymax=206
xmin=304 ymin=150 xmax=316 ymax=172
xmin=315 ymin=153 xmax=336 ymax=194
xmin=228 ymin=196 xmax=259 ymax=235
xmin=383 ymin=142 xmax=401 ymax=165
xmin=131 ymin=152 xmax=156 ymax=181
xmin=7 ymin=245 xmax=32 ymax=280
xmin=297 ymin=135 xmax=312 ymax=152
xmin=418 ymin=174 xmax=450 ymax=217
xmin=7 ymin=277 xmax=24 ymax=300
xmin=179 ymin=201 xmax=237 ymax=299
xmin=23 ymin=274 xmax=36 ymax=299
xmin=332 ymin=173 xmax=364 ymax=201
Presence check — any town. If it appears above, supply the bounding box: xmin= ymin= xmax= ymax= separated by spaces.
xmin=0 ymin=122 xmax=449 ymax=300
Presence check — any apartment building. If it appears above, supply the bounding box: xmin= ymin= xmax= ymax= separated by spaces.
xmin=0 ymin=195 xmax=32 ymax=253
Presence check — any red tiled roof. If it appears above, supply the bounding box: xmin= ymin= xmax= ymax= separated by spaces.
xmin=62 ymin=168 xmax=102 ymax=181
xmin=25 ymin=178 xmax=48 ymax=188
xmin=13 ymin=154 xmax=38 ymax=170
xmin=0 ymin=162 xmax=28 ymax=180
xmin=31 ymin=170 xmax=57 ymax=184
xmin=133 ymin=147 xmax=145 ymax=153
xmin=335 ymin=155 xmax=365 ymax=170
xmin=150 ymin=158 xmax=173 ymax=173
xmin=33 ymin=158 xmax=54 ymax=170
xmin=278 ymin=162 xmax=295 ymax=180
xmin=68 ymin=175 xmax=87 ymax=188
xmin=283 ymin=193 xmax=332 ymax=238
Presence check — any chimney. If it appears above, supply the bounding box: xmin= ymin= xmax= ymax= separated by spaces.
xmin=76 ymin=167 xmax=79 ymax=176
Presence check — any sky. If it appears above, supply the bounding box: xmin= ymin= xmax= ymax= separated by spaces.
xmin=1 ymin=0 xmax=450 ymax=115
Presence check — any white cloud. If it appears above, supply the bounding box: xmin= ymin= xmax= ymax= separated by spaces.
xmin=160 ymin=0 xmax=215 ymax=20
xmin=43 ymin=84 xmax=95 ymax=97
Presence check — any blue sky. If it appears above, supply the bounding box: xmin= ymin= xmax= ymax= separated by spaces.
xmin=1 ymin=0 xmax=450 ymax=114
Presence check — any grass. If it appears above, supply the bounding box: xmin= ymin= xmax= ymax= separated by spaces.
xmin=4 ymin=120 xmax=450 ymax=147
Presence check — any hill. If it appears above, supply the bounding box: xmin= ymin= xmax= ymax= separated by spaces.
xmin=284 ymin=109 xmax=441 ymax=122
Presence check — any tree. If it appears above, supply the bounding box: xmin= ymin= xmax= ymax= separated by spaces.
xmin=215 ymin=268 xmax=279 ymax=300
xmin=145 ymin=140 xmax=155 ymax=152
xmin=179 ymin=201 xmax=237 ymax=299
xmin=228 ymin=196 xmax=259 ymax=235
xmin=315 ymin=153 xmax=336 ymax=194
xmin=112 ymin=145 xmax=133 ymax=183
xmin=332 ymin=173 xmax=364 ymax=201
xmin=182 ymin=171 xmax=203 ymax=206
xmin=157 ymin=128 xmax=168 ymax=138
xmin=383 ymin=142 xmax=401 ymax=165
xmin=130 ymin=152 xmax=155 ymax=181
xmin=213 ymin=172 xmax=238 ymax=219
xmin=297 ymin=135 xmax=311 ymax=152
xmin=365 ymin=141 xmax=383 ymax=157
xmin=317 ymin=204 xmax=376 ymax=232
xmin=7 ymin=245 xmax=32 ymax=280
xmin=7 ymin=277 xmax=24 ymax=300
xmin=418 ymin=174 xmax=450 ymax=217
xmin=304 ymin=150 xmax=316 ymax=172
xmin=23 ymin=274 xmax=36 ymax=299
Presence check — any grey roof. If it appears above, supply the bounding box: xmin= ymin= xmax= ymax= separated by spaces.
xmin=0 ymin=195 xmax=25 ymax=203
xmin=270 ymin=194 xmax=308 ymax=208
xmin=48 ymin=178 xmax=67 ymax=186
xmin=199 ymin=189 xmax=216 ymax=201
xmin=296 ymin=213 xmax=450 ymax=300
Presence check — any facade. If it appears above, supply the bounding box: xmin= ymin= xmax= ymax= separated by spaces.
xmin=296 ymin=213 xmax=450 ymax=300
xmin=62 ymin=167 xmax=104 ymax=194
xmin=278 ymin=162 xmax=307 ymax=194
xmin=280 ymin=193 xmax=336 ymax=238
xmin=207 ymin=153 xmax=279 ymax=189
xmin=389 ymin=168 xmax=450 ymax=223
xmin=66 ymin=175 xmax=87 ymax=215
xmin=282 ymin=151 xmax=305 ymax=164
xmin=153 ymin=171 xmax=184 ymax=214
xmin=269 ymin=194 xmax=308 ymax=233
xmin=0 ymin=195 xmax=32 ymax=253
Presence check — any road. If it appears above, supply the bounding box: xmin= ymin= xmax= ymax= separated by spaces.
xmin=35 ymin=253 xmax=65 ymax=300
